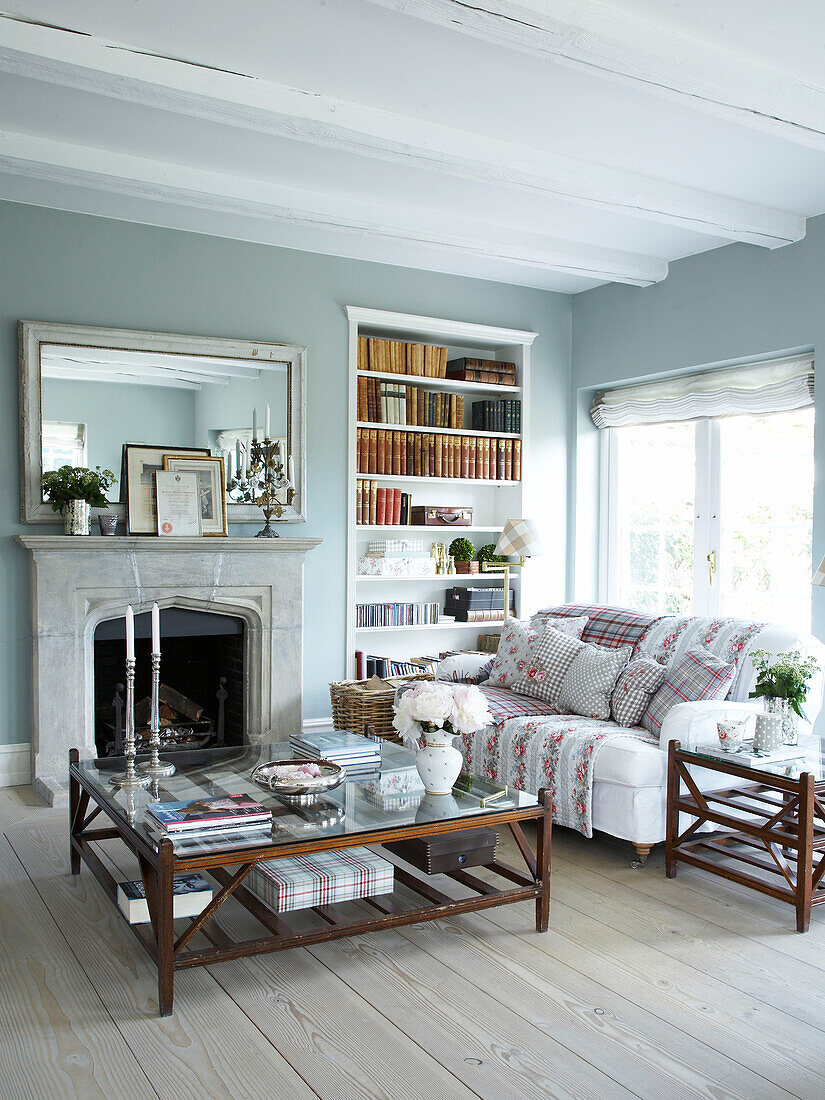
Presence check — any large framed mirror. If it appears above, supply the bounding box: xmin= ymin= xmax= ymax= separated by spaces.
xmin=19 ymin=322 xmax=306 ymax=526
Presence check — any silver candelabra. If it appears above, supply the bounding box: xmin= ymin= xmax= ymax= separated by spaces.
xmin=110 ymin=657 xmax=151 ymax=790
xmin=139 ymin=652 xmax=175 ymax=779
xmin=228 ymin=438 xmax=293 ymax=537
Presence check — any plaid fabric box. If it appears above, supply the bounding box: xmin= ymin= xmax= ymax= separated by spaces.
xmin=249 ymin=847 xmax=394 ymax=913
xmin=532 ymin=604 xmax=660 ymax=652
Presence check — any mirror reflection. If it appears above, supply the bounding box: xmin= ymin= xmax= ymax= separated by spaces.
xmin=40 ymin=344 xmax=289 ymax=504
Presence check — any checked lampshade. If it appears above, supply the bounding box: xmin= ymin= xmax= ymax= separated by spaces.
xmin=494 ymin=519 xmax=542 ymax=559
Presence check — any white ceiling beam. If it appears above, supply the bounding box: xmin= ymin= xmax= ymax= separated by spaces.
xmin=0 ymin=14 xmax=802 ymax=249
xmin=42 ymin=365 xmax=202 ymax=389
xmin=0 ymin=130 xmax=668 ymax=286
xmin=366 ymin=0 xmax=825 ymax=156
xmin=43 ymin=344 xmax=263 ymax=379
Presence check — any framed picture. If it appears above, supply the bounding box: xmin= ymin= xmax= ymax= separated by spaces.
xmin=163 ymin=454 xmax=228 ymax=536
xmin=155 ymin=470 xmax=202 ymax=536
xmin=123 ymin=444 xmax=210 ymax=534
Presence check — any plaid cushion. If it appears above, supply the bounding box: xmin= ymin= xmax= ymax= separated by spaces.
xmin=479 ymin=683 xmax=560 ymax=722
xmin=249 ymin=847 xmax=394 ymax=913
xmin=511 ymin=626 xmax=584 ymax=704
xmin=531 ymin=604 xmax=660 ymax=651
xmin=610 ymin=656 xmax=667 ymax=728
xmin=486 ymin=616 xmax=587 ymax=688
xmin=557 ymin=643 xmax=632 ymax=721
xmin=642 ymin=647 xmax=736 ymax=737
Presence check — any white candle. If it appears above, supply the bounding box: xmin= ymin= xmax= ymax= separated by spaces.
xmin=152 ymin=602 xmax=160 ymax=655
xmin=288 ymin=455 xmax=295 ymax=487
xmin=126 ymin=605 xmax=134 ymax=661
xmin=226 ymin=450 xmax=233 ymax=488
xmin=265 ymin=403 xmax=271 ymax=439
xmin=243 ymin=444 xmax=248 ymax=479
xmin=235 ymin=439 xmax=241 ymax=477
xmin=252 ymin=407 xmax=258 ymax=442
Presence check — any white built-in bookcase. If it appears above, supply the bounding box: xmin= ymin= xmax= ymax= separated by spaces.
xmin=345 ymin=306 xmax=537 ymax=678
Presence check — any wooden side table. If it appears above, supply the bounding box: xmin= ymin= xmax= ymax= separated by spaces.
xmin=666 ymin=739 xmax=825 ymax=932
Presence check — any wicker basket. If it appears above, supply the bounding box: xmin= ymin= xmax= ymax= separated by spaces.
xmin=329 ymin=673 xmax=434 ymax=742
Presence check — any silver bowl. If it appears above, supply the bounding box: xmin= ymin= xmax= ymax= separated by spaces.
xmin=251 ymin=758 xmax=345 ymax=804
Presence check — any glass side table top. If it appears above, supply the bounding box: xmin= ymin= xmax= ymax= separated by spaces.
xmin=688 ymin=734 xmax=825 ymax=784
xmin=73 ymin=741 xmax=538 ymax=854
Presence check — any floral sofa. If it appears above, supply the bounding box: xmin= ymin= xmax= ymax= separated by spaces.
xmin=438 ymin=603 xmax=825 ymax=863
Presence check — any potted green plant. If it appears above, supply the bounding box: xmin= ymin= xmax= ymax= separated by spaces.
xmin=477 ymin=543 xmax=507 ymax=566
xmin=41 ymin=465 xmax=117 ymax=535
xmin=748 ymin=648 xmax=820 ymax=747
xmin=449 ymin=536 xmax=477 ymax=574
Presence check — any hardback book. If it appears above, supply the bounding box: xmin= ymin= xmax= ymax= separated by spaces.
xmin=117 ymin=873 xmax=212 ymax=924
xmin=447 ymin=357 xmax=516 ymax=375
xmin=369 ymin=480 xmax=378 ymax=524
xmin=693 ymin=742 xmax=805 ymax=767
xmin=146 ymin=793 xmax=271 ymax=833
xmin=445 ymin=368 xmax=517 ymax=386
xmin=145 ymin=817 xmax=272 ymax=842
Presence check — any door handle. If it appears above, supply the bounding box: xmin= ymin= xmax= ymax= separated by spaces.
xmin=707 ymin=550 xmax=717 ymax=586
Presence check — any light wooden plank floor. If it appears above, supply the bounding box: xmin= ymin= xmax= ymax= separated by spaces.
xmin=0 ymin=784 xmax=823 ymax=1100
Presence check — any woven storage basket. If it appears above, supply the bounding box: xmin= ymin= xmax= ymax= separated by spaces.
xmin=329 ymin=673 xmax=434 ymax=742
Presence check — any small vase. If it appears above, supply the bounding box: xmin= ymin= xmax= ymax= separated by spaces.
xmin=98 ymin=513 xmax=118 ymax=536
xmin=63 ymin=500 xmax=91 ymax=535
xmin=415 ymin=728 xmax=464 ymax=795
xmin=765 ymin=696 xmax=799 ymax=746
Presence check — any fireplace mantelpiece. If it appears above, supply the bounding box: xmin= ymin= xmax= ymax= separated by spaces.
xmin=16 ymin=535 xmax=322 ymax=803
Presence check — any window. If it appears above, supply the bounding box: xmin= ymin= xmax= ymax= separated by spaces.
xmin=604 ymin=408 xmax=814 ymax=630
xmin=42 ymin=421 xmax=87 ymax=470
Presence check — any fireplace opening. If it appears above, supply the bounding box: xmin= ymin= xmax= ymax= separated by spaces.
xmin=94 ymin=608 xmax=245 ymax=756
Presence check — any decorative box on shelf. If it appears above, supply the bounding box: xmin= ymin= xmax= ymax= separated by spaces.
xmin=358 ymin=556 xmax=437 ymax=577
xmin=248 ymin=847 xmax=394 ymax=913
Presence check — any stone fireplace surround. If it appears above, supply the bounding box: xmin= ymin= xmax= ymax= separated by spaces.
xmin=16 ymin=536 xmax=322 ymax=804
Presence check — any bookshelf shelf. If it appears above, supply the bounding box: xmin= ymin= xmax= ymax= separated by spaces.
xmin=346 ymin=306 xmax=535 ymax=679
xmin=357 ymin=369 xmax=521 ymax=396
xmin=356 ymin=421 xmax=521 ymax=440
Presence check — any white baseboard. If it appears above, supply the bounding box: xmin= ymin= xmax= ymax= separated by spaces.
xmin=302 ymin=717 xmax=335 ymax=734
xmin=0 ymin=743 xmax=31 ymax=788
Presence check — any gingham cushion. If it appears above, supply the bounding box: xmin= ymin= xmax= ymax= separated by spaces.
xmin=642 ymin=647 xmax=736 ymax=736
xmin=530 ymin=604 xmax=659 ymax=651
xmin=485 ymin=616 xmax=587 ymax=688
xmin=610 ymin=656 xmax=667 ymax=728
xmin=511 ymin=626 xmax=584 ymax=704
xmin=557 ymin=643 xmax=632 ymax=721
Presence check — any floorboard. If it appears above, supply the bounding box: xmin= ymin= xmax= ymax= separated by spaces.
xmin=0 ymin=788 xmax=822 ymax=1099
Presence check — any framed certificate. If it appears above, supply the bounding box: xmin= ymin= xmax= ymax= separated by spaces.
xmin=163 ymin=454 xmax=228 ymax=536
xmin=155 ymin=471 xmax=202 ymax=536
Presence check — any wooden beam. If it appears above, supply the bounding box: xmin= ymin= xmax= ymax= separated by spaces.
xmin=0 ymin=130 xmax=667 ymax=285
xmin=366 ymin=0 xmax=825 ymax=158
xmin=0 ymin=15 xmax=804 ymax=250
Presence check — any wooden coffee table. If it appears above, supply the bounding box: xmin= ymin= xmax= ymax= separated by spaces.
xmin=666 ymin=738 xmax=825 ymax=931
xmin=69 ymin=743 xmax=551 ymax=1016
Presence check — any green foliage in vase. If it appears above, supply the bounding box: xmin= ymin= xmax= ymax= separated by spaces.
xmin=748 ymin=648 xmax=820 ymax=719
xmin=477 ymin=543 xmax=507 ymax=564
xmin=40 ymin=465 xmax=116 ymax=512
xmin=449 ymin=537 xmax=475 ymax=562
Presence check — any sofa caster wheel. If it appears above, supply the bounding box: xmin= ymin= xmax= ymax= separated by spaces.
xmin=631 ymin=845 xmax=651 ymax=869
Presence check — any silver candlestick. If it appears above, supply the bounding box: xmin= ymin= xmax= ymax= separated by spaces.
xmin=110 ymin=656 xmax=150 ymax=790
xmin=139 ymin=652 xmax=175 ymax=779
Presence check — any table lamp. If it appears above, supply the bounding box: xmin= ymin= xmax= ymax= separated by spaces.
xmin=481 ymin=519 xmax=542 ymax=621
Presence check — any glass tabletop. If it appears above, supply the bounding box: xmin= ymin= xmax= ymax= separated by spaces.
xmin=688 ymin=733 xmax=825 ymax=783
xmin=74 ymin=742 xmax=538 ymax=856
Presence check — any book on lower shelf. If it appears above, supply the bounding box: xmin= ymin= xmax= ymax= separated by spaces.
xmin=356 ymin=601 xmax=440 ymax=628
xmin=356 ymin=428 xmax=520 ymax=481
xmin=355 ymin=652 xmax=439 ymax=678
xmin=117 ymin=873 xmax=212 ymax=924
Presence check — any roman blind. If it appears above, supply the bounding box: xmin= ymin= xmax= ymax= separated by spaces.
xmin=590 ymin=355 xmax=814 ymax=430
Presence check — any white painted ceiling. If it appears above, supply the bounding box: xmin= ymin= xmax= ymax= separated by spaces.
xmin=2 ymin=0 xmax=825 ymax=292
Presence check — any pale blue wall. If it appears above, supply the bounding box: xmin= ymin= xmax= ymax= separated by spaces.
xmin=571 ymin=212 xmax=825 ymax=648
xmin=1 ymin=199 xmax=570 ymax=745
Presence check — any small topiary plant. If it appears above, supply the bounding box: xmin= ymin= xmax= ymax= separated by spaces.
xmin=477 ymin=543 xmax=507 ymax=564
xmin=449 ymin=537 xmax=475 ymax=562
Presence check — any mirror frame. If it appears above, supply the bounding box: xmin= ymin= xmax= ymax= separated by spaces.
xmin=19 ymin=321 xmax=306 ymax=526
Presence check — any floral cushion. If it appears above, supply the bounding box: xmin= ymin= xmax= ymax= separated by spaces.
xmin=610 ymin=656 xmax=667 ymax=727
xmin=642 ymin=647 xmax=736 ymax=736
xmin=511 ymin=626 xmax=585 ymax=704
xmin=485 ymin=616 xmax=587 ymax=688
xmin=557 ymin=643 xmax=632 ymax=721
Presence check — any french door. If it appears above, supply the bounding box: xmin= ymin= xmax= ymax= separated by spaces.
xmin=603 ymin=408 xmax=814 ymax=630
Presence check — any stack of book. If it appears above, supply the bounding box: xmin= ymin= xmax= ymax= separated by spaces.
xmin=117 ymin=873 xmax=213 ymax=924
xmin=471 ymin=399 xmax=521 ymax=433
xmin=354 ymin=652 xmax=439 ymax=678
xmin=290 ymin=730 xmax=382 ymax=773
xmin=445 ymin=586 xmax=515 ymax=621
xmin=145 ymin=793 xmax=272 ymax=847
xmin=356 ymin=428 xmax=521 ymax=480
xmin=356 ymin=482 xmax=412 ymax=525
xmin=357 ymin=380 xmax=465 ymax=429
xmin=446 ymin=357 xmax=517 ymax=386
xmin=358 ymin=336 xmax=448 ymax=377
xmin=356 ymin=601 xmax=440 ymax=628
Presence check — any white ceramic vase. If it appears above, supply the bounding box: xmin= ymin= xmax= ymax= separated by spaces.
xmin=415 ymin=728 xmax=463 ymax=795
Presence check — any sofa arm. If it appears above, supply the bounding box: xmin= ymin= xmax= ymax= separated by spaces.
xmin=658 ymin=700 xmax=762 ymax=752
xmin=436 ymin=653 xmax=492 ymax=684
